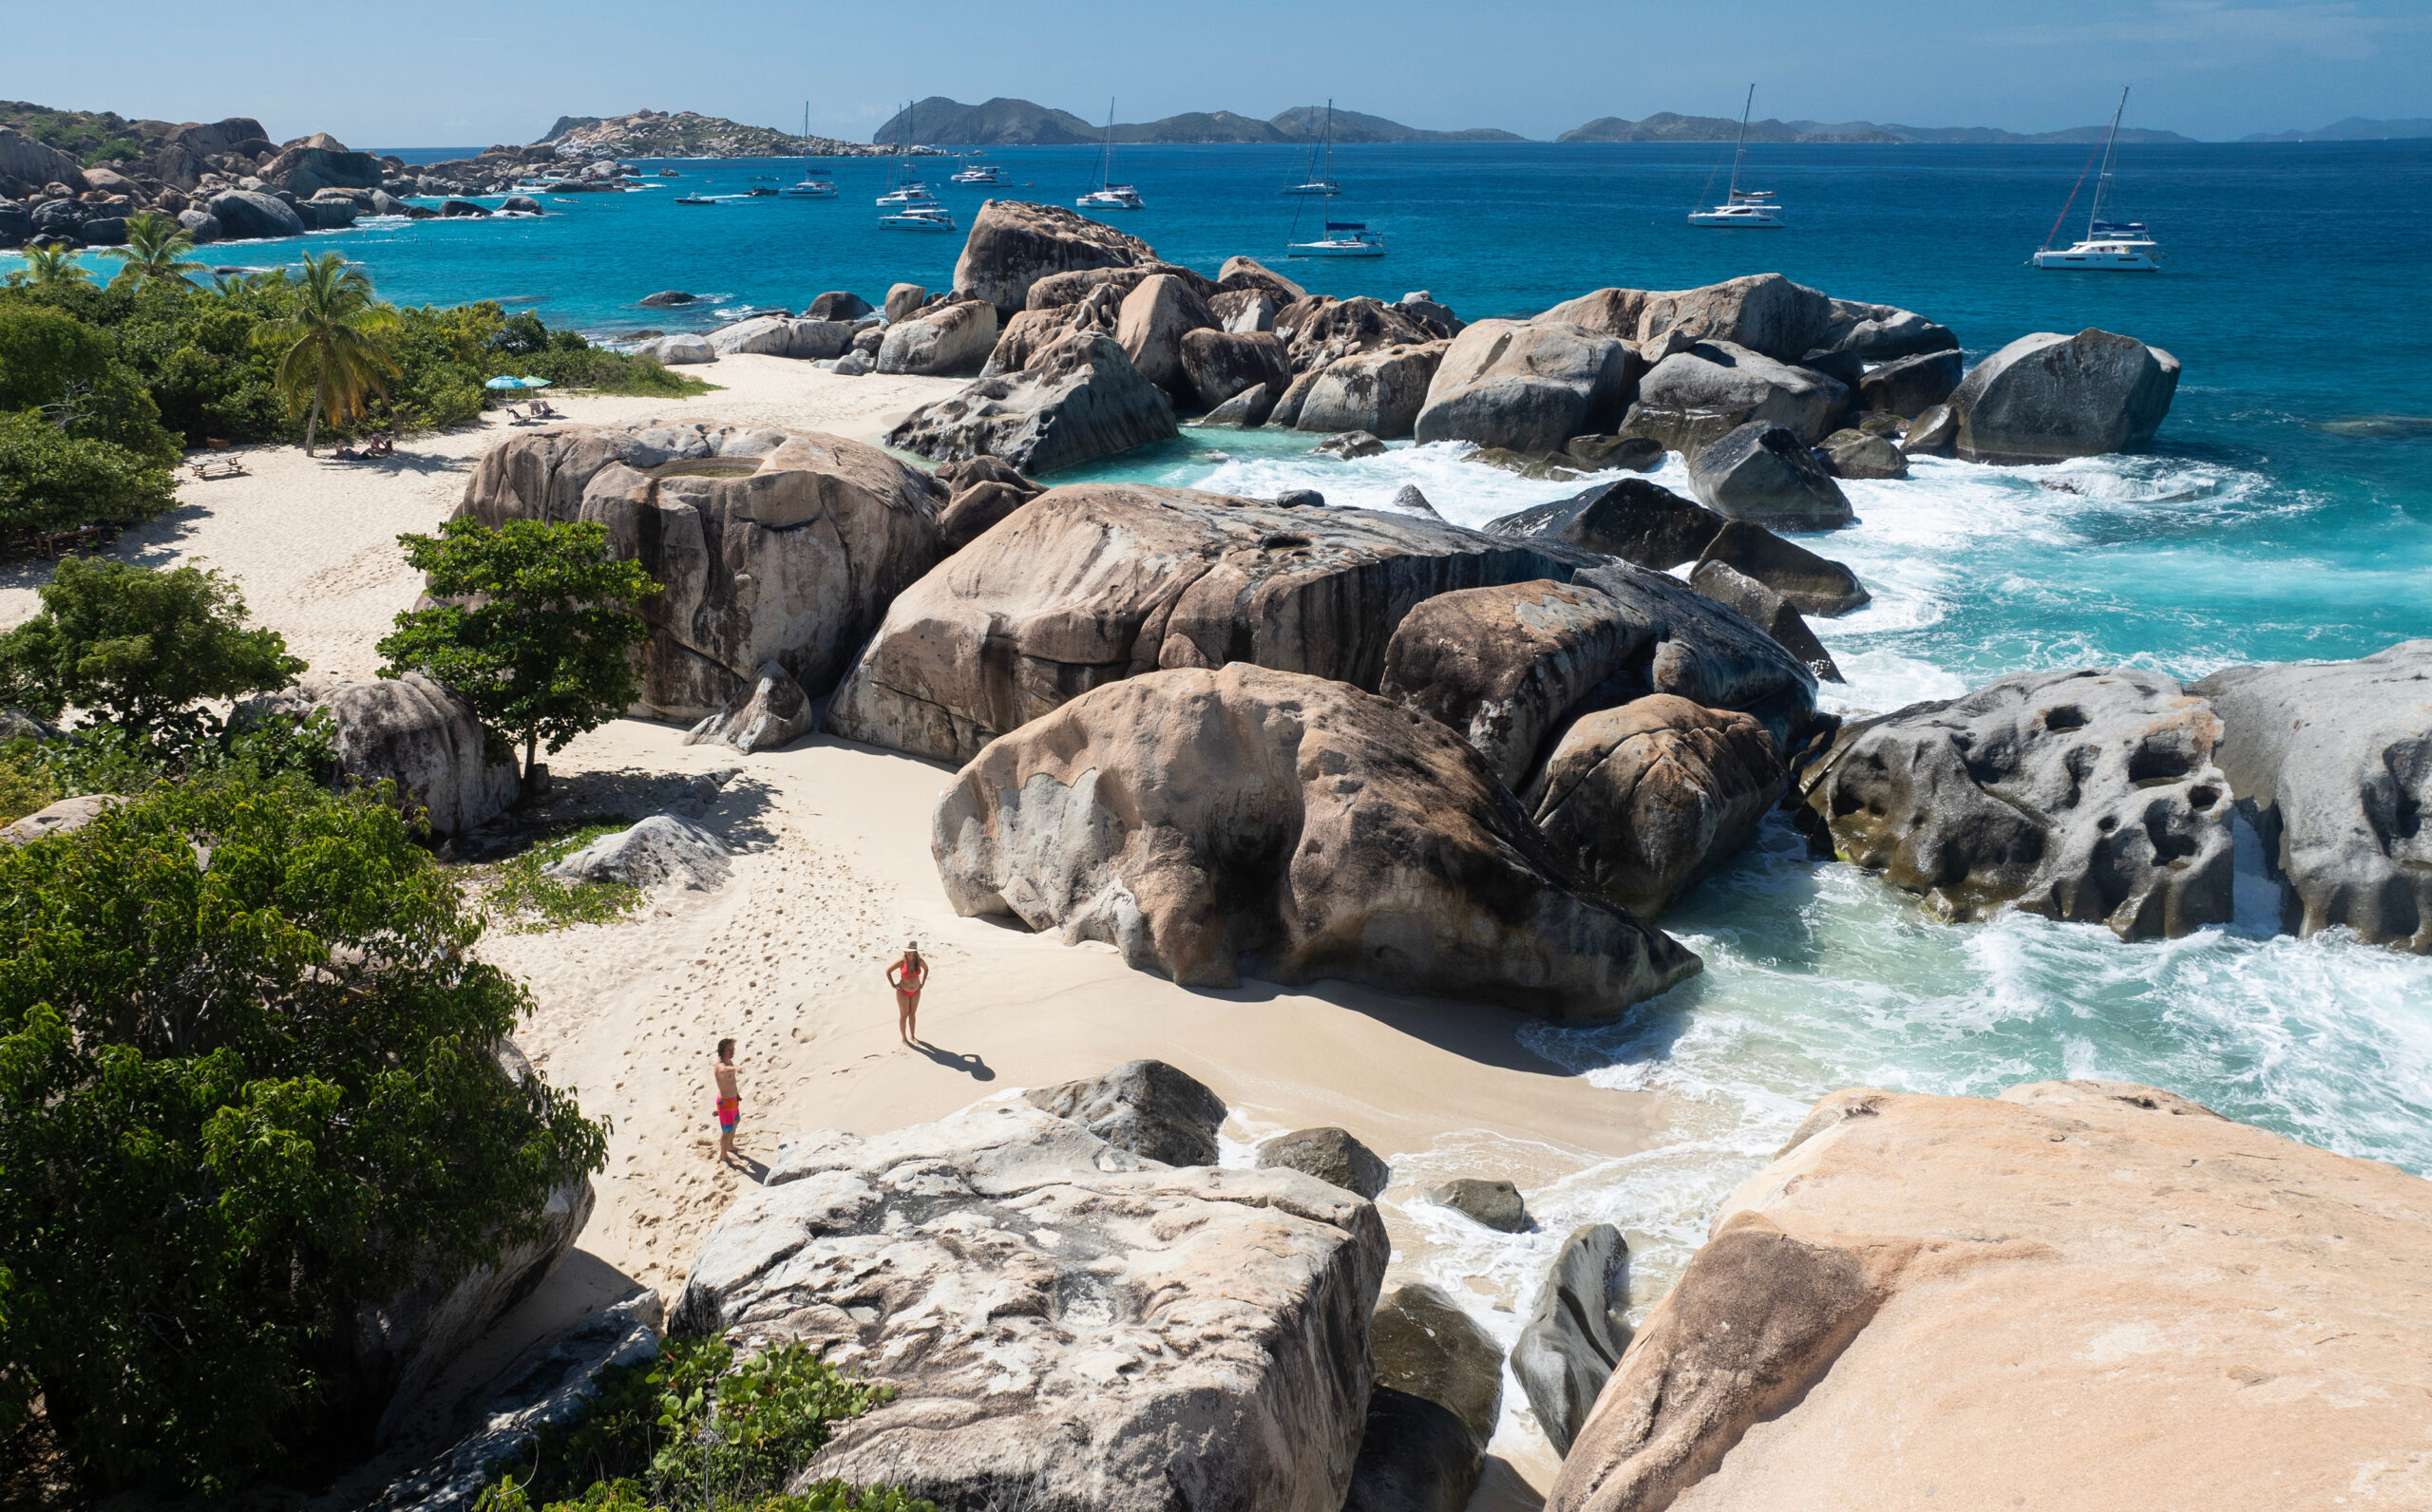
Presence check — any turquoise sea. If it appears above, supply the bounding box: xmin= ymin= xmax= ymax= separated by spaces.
xmin=18 ymin=141 xmax=2431 ymax=1305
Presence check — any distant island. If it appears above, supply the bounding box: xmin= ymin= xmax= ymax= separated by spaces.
xmin=871 ymin=97 xmax=1525 ymax=146
xmin=2240 ymin=116 xmax=2432 ymax=142
xmin=1557 ymin=112 xmax=2198 ymax=145
xmin=532 ymin=109 xmax=903 ymax=159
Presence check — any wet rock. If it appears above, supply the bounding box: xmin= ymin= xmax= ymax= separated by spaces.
xmin=1685 ymin=422 xmax=1854 ymax=530
xmin=1692 ymin=519 xmax=1870 ymax=616
xmin=1256 ymin=1127 xmax=1389 ymax=1199
xmin=1858 ymin=347 xmax=1963 ymax=417
xmin=1819 ymin=427 xmax=1910 ymax=480
xmin=1690 ymin=560 xmax=1842 ymax=682
xmin=1564 ymin=433 xmax=1665 ymax=472
xmin=1902 ymin=401 xmax=1959 ymax=457
xmin=544 ymin=813 xmax=731 ymax=890
xmin=1178 ymin=328 xmax=1289 ymax=410
xmin=1485 ymin=478 xmax=1723 ymax=570
xmin=207 ymin=187 xmax=304 ymax=238
xmin=876 ymin=297 xmax=999 ymax=376
xmin=1314 ymin=429 xmax=1386 ymax=460
xmin=931 ymin=664 xmax=1700 ymax=1017
xmin=438 ymin=198 xmax=486 ymax=217
xmin=1200 ymin=381 xmax=1275 ymax=427
xmin=1024 ymin=1058 xmax=1228 ymax=1167
xmin=683 ymin=661 xmax=812 ymax=753
xmin=1388 ymin=485 xmax=1439 ymax=518
xmin=1636 ymin=340 xmax=1848 ymax=444
xmin=638 ymin=289 xmax=697 ymax=307
xmin=1511 ymin=1224 xmax=1632 ymax=1458
xmin=954 ymin=198 xmax=1156 ymax=316
xmin=1413 ymin=320 xmax=1637 ymax=453
xmin=803 ymin=289 xmax=872 ymax=321
xmin=1345 ymin=1283 xmax=1505 ymax=1512
xmin=1528 ymin=694 xmax=1788 ymax=916
xmin=886 ymin=331 xmax=1179 ymax=475
xmin=1426 ymin=1178 xmax=1527 ymax=1232
xmin=499 ymin=194 xmax=542 ymax=215
xmin=1797 ymin=668 xmax=2234 ymax=939
xmin=1296 ymin=342 xmax=1446 ymax=438
xmin=1950 ymin=329 xmax=2181 ymax=463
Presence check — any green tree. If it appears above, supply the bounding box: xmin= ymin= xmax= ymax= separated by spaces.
xmin=0 ymin=303 xmax=180 ymax=464
xmin=378 ymin=518 xmax=658 ymax=790
xmin=0 ymin=558 xmax=302 ymax=745
xmin=252 ymin=252 xmax=400 ymax=455
xmin=0 ymin=409 xmax=180 ymax=539
xmin=0 ymin=769 xmax=610 ymax=1494
xmin=6 ymin=244 xmax=92 ymax=289
xmin=101 ymin=211 xmax=206 ymax=293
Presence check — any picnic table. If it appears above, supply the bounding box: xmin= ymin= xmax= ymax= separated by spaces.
xmin=190 ymin=453 xmax=247 ymax=481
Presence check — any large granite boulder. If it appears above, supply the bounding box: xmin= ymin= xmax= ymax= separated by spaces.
xmin=246 ymin=671 xmax=521 ymax=835
xmin=1023 ymin=1058 xmax=1228 ymax=1166
xmin=1687 ymin=560 xmax=1841 ymax=683
xmin=1633 ymin=340 xmax=1847 ymax=444
xmin=1486 ymin=479 xmax=1724 ymax=570
xmin=1693 ymin=519 xmax=1869 ymax=616
xmin=804 ymin=289 xmax=873 ymax=321
xmin=1344 ymin=1283 xmax=1505 ymax=1512
xmin=1548 ymin=1081 xmax=2432 ymax=1512
xmin=1949 ymin=329 xmax=2181 ymax=463
xmin=684 ymin=660 xmax=814 ymax=752
xmin=1511 ymin=1223 xmax=1631 ymax=1458
xmin=1527 ymin=695 xmax=1787 ymax=916
xmin=1534 ymin=288 xmax=1645 ymax=339
xmin=1685 ymin=422 xmax=1854 ymax=530
xmin=634 ymin=333 xmax=713 ymax=365
xmin=1218 ymin=255 xmax=1306 ymax=300
xmin=1276 ymin=295 xmax=1439 ymax=372
xmin=886 ymin=331 xmax=1179 ymax=475
xmin=1632 ymin=274 xmax=1833 ymax=363
xmin=1810 ymin=295 xmax=1958 ymax=362
xmin=543 ymin=813 xmax=732 ymax=891
xmin=1210 ymin=287 xmax=1281 ymax=333
xmin=1819 ymin=427 xmax=1909 ymax=480
xmin=708 ymin=314 xmax=853 ymax=360
xmin=454 ymin=422 xmax=948 ymax=720
xmin=954 ymin=199 xmax=1156 ymax=317
xmin=884 ymin=282 xmax=927 ymax=324
xmin=261 ymin=144 xmax=385 ymax=195
xmin=931 ymin=664 xmax=1700 ymax=1016
xmin=876 ymin=297 xmax=999 ymax=376
xmin=208 ymin=188 xmax=305 ymax=239
xmin=826 ymin=483 xmax=1590 ymax=764
xmin=1257 ymin=1128 xmax=1390 ymax=1200
xmin=1412 ymin=320 xmax=1636 ymax=454
xmin=674 ymin=1103 xmax=1387 ymax=1512
xmin=1857 ymin=347 xmax=1963 ymax=417
xmin=1296 ymin=342 xmax=1446 ymax=439
xmin=1027 ymin=260 xmax=1221 ymax=311
xmin=1115 ymin=273 xmax=1219 ymax=398
xmin=1 ymin=793 xmax=124 ymax=846
xmin=1798 ymin=668 xmax=2234 ymax=939
xmin=2191 ymin=641 xmax=2432 ymax=952
xmin=0 ymin=126 xmax=84 ymax=195
xmin=1179 ymin=328 xmax=1289 ymax=409
xmin=984 ymin=283 xmax=1124 ymax=376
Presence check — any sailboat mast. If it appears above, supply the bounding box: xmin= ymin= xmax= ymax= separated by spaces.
xmin=2087 ymin=85 xmax=2128 ymax=238
xmin=1728 ymin=84 xmax=1754 ymax=198
xmin=1102 ymin=98 xmax=1115 ymax=191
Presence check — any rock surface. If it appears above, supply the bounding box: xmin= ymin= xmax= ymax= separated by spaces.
xmin=1485 ymin=479 xmax=1723 ymax=570
xmin=1687 ymin=561 xmax=1841 ymax=683
xmin=1425 ymin=1178 xmax=1527 ymax=1232
xmin=931 ymin=664 xmax=1700 ymax=1017
xmin=634 ymin=333 xmax=713 ymax=365
xmin=1857 ymin=347 xmax=1963 ymax=417
xmin=455 ymin=422 xmax=947 ymax=720
xmin=0 ymin=793 xmax=125 ymax=846
xmin=1528 ymin=695 xmax=1787 ymax=916
xmin=1634 ymin=341 xmax=1846 ymax=444
xmin=1413 ymin=320 xmax=1635 ymax=453
xmin=886 ymin=331 xmax=1179 ymax=475
xmin=1115 ymin=274 xmax=1219 ymax=398
xmin=674 ymin=1103 xmax=1387 ymax=1512
xmin=1024 ymin=1058 xmax=1228 ymax=1167
xmin=684 ymin=661 xmax=813 ymax=753
xmin=826 ymin=483 xmax=1588 ymax=764
xmin=1685 ymin=422 xmax=1854 ymax=530
xmin=1691 ymin=520 xmax=1870 ymax=616
xmin=1344 ymin=1283 xmax=1505 ymax=1512
xmin=207 ymin=188 xmax=305 ymax=239
xmin=1510 ymin=1224 xmax=1632 ymax=1459
xmin=1179 ymin=328 xmax=1289 ymax=409
xmin=876 ymin=297 xmax=999 ymax=376
xmin=1798 ymin=668 xmax=2233 ymax=939
xmin=1548 ymin=1080 xmax=2432 ymax=1512
xmin=544 ymin=813 xmax=732 ymax=890
xmin=954 ymin=199 xmax=1156 ymax=316
xmin=1818 ymin=427 xmax=1909 ymax=480
xmin=1296 ymin=343 xmax=1446 ymax=439
xmin=1256 ymin=1128 xmax=1390 ymax=1200
xmin=249 ymin=671 xmax=521 ymax=836
xmin=1200 ymin=382 xmax=1275 ymax=427
xmin=1949 ymin=328 xmax=2181 ymax=463
xmin=2192 ymin=640 xmax=2432 ymax=951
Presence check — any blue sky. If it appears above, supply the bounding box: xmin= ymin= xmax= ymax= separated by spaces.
xmin=6 ymin=0 xmax=2426 ymax=146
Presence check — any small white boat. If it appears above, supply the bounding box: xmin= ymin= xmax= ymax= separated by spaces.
xmin=781 ymin=104 xmax=839 ymax=197
xmin=1076 ymin=99 xmax=1145 ymax=211
xmin=1283 ymin=102 xmax=1346 ymax=195
xmin=876 ymin=182 xmax=940 ymax=209
xmin=1689 ymin=87 xmax=1783 ymax=227
xmin=952 ymin=158 xmax=1010 ymax=185
xmin=2032 ymin=89 xmax=2160 ymax=271
xmin=1288 ymin=221 xmax=1385 ymax=256
xmin=880 ymin=206 xmax=956 ymax=232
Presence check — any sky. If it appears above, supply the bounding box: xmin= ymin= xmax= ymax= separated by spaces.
xmin=6 ymin=0 xmax=2426 ymax=147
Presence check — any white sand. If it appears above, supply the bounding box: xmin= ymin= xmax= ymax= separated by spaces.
xmin=9 ymin=355 xmax=1671 ymax=1503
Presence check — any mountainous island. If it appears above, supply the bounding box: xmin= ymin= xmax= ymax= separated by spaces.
xmin=872 ymin=97 xmax=1526 ymax=145
xmin=2240 ymin=115 xmax=2432 ymax=142
xmin=1557 ymin=111 xmax=2198 ymax=144
xmin=532 ymin=108 xmax=902 ymax=159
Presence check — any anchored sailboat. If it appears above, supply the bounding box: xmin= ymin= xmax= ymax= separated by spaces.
xmin=1283 ymin=102 xmax=1344 ymax=195
xmin=1286 ymin=102 xmax=1383 ymax=257
xmin=781 ymin=102 xmax=836 ymax=198
xmin=877 ymin=101 xmax=952 ymax=230
xmin=1688 ymin=85 xmax=1782 ymax=227
xmin=2031 ymin=87 xmax=2159 ymax=271
xmin=1076 ymin=100 xmax=1146 ymax=211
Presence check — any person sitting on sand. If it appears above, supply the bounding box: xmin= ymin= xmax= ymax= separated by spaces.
xmin=712 ymin=1037 xmax=741 ymax=1162
xmin=887 ymin=944 xmax=928 ymax=1045
xmin=333 ymin=444 xmax=361 ymax=461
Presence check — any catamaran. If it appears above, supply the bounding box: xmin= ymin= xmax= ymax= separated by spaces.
xmin=781 ymin=103 xmax=837 ymax=198
xmin=1283 ymin=101 xmax=1344 ymax=195
xmin=880 ymin=205 xmax=956 ymax=232
xmin=2032 ymin=87 xmax=2160 ymax=271
xmin=1076 ymin=100 xmax=1146 ymax=211
xmin=875 ymin=101 xmax=938 ymax=210
xmin=1688 ymin=86 xmax=1783 ymax=227
xmin=951 ymin=156 xmax=1010 ymax=186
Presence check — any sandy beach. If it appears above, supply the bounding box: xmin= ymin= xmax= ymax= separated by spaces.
xmin=4 ymin=353 xmax=1679 ymax=1502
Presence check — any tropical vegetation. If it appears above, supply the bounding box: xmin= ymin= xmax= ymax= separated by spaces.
xmin=101 ymin=210 xmax=207 ymax=293
xmin=253 ymin=251 xmax=402 ymax=454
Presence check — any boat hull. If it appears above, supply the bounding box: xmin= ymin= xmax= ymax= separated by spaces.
xmin=1688 ymin=213 xmax=1783 ymax=227
xmin=1288 ymin=241 xmax=1386 ymax=257
xmin=2031 ymin=249 xmax=2159 ymax=271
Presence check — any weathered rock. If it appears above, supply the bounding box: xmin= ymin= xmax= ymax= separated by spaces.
xmin=438 ymin=198 xmax=487 ymax=218
xmin=674 ymin=1103 xmax=1387 ymax=1512
xmin=1635 ymin=340 xmax=1847 ymax=444
xmin=1200 ymin=382 xmax=1275 ymax=427
xmin=1564 ymin=434 xmax=1665 ymax=472
xmin=1388 ymin=486 xmax=1438 ymax=518
xmin=455 ymin=422 xmax=948 ymax=720
xmin=1549 ymin=1080 xmax=2432 ymax=1512
xmin=1 ymin=793 xmax=125 ymax=846
xmin=261 ymin=144 xmax=385 ymax=196
xmin=1178 ymin=328 xmax=1289 ymax=409
xmin=1685 ymin=422 xmax=1854 ymax=530
xmin=75 ymin=216 xmax=127 ymax=246
xmin=683 ymin=661 xmax=812 ymax=753
xmin=1256 ymin=1127 xmax=1389 ymax=1200
xmin=1267 ymin=366 xmax=1324 ymax=429
xmin=1510 ymin=1224 xmax=1631 ymax=1459
xmin=1689 ymin=561 xmax=1841 ymax=683
xmin=1296 ymin=343 xmax=1446 ymax=439
xmin=498 ymin=194 xmax=542 ymax=216
xmin=1529 ymin=695 xmax=1787 ymax=916
xmin=1314 ymin=429 xmax=1386 ymax=460
xmin=1819 ymin=426 xmax=1909 ymax=480
xmin=1391 ymin=292 xmax=1462 ymax=338
xmin=2191 ymin=641 xmax=2432 ymax=951
xmin=885 ymin=331 xmax=1179 ymax=475
xmin=1902 ymin=401 xmax=1958 ymax=457
xmin=1799 ymin=668 xmax=2234 ymax=939
xmin=1209 ymin=287 xmax=1281 ymax=333
xmin=1218 ymin=255 xmax=1306 ymax=301
xmin=1535 ymin=287 xmax=1647 ymax=339
xmin=1426 ymin=1178 xmax=1527 ymax=1232
xmin=0 ymin=199 xmax=31 ymax=248
xmin=938 ymin=479 xmax=1036 ymax=550
xmin=1023 ymin=1058 xmax=1227 ymax=1166
xmin=1413 ymin=320 xmax=1636 ymax=453
xmin=1633 ymin=274 xmax=1834 ymax=363
xmin=1345 ymin=1283 xmax=1505 ymax=1512
xmin=882 ymin=282 xmax=926 ymax=323
xmin=984 ymin=284 xmax=1123 ymax=376
xmin=954 ymin=199 xmax=1156 ymax=316
xmin=172 ymin=207 xmax=220 ymax=242
xmin=1949 ymin=329 xmax=2182 ymax=463
xmin=1485 ymin=479 xmax=1723 ymax=570
xmin=876 ymin=297 xmax=999 ymax=376
xmin=1611 ymin=402 xmax=1745 ymax=463
xmin=634 ymin=333 xmax=713 ymax=365
xmin=1857 ymin=347 xmax=1963 ymax=417
xmin=1812 ymin=295 xmax=1959 ymax=361
xmin=637 ymin=289 xmax=697 ymax=308
xmin=207 ymin=187 xmax=305 ymax=239
xmin=1025 ymin=261 xmax=1221 ymax=312
xmin=931 ymin=664 xmax=1700 ymax=1016
xmin=706 ymin=314 xmax=806 ymax=358
xmin=1276 ymin=295 xmax=1439 ymax=372
xmin=1112 ymin=274 xmax=1220 ymax=398
xmin=803 ymin=290 xmax=872 ymax=321
xmin=827 ymin=483 xmax=1592 ymax=763
xmin=0 ymin=127 xmax=84 ymax=197
xmin=543 ymin=813 xmax=732 ymax=890
xmin=1463 ymin=448 xmax=1589 ymax=482
xmin=243 ymin=671 xmax=520 ymax=834
xmin=1691 ymin=520 xmax=1869 ymax=616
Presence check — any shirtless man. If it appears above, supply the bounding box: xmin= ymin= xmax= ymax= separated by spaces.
xmin=712 ymin=1037 xmax=741 ymax=1161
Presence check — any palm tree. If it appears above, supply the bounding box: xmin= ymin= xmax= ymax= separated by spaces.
xmin=252 ymin=252 xmax=400 ymax=456
xmin=102 ymin=212 xmax=206 ymax=292
xmin=8 ymin=244 xmax=93 ymax=288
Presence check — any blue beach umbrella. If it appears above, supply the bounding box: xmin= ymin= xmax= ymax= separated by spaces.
xmin=518 ymin=376 xmax=553 ymax=388
xmin=484 ymin=376 xmax=525 ymax=390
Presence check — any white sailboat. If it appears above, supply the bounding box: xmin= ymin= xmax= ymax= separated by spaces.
xmin=1076 ymin=100 xmax=1145 ymax=211
xmin=1688 ymin=86 xmax=1783 ymax=227
xmin=2032 ymin=87 xmax=2160 ymax=271
xmin=1285 ymin=103 xmax=1383 ymax=256
xmin=781 ymin=103 xmax=837 ymax=198
xmin=875 ymin=101 xmax=941 ymax=211
xmin=1283 ymin=101 xmax=1344 ymax=195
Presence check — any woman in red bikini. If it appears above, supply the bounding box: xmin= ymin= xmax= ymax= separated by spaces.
xmin=887 ymin=943 xmax=928 ymax=1045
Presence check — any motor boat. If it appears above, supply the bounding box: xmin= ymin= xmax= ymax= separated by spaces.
xmin=2032 ymin=90 xmax=2161 ymax=271
xmin=876 ymin=182 xmax=940 ymax=209
xmin=1689 ymin=88 xmax=1783 ymax=227
xmin=782 ymin=168 xmax=837 ymax=198
xmin=880 ymin=205 xmax=956 ymax=232
xmin=673 ymin=196 xmax=716 ymax=206
xmin=952 ymin=159 xmax=1010 ymax=185
xmin=1076 ymin=184 xmax=1146 ymax=212
xmin=1288 ymin=221 xmax=1385 ymax=256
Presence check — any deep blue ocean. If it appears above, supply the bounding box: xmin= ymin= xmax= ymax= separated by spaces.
xmin=20 ymin=141 xmax=2431 ymax=1315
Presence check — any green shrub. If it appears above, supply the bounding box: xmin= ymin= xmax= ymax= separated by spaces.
xmin=0 ymin=304 xmax=180 ymax=464
xmin=0 ymin=769 xmax=611 ymax=1494
xmin=480 ymin=819 xmax=646 ymax=932
xmin=0 ymin=737 xmax=61 ymax=825
xmin=0 ymin=410 xmax=179 ymax=539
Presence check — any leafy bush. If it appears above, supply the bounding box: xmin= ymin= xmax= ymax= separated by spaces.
xmin=0 ymin=737 xmax=61 ymax=825
xmin=0 ymin=768 xmax=611 ymax=1494
xmin=0 ymin=304 xmax=180 ymax=464
xmin=481 ymin=819 xmax=646 ymax=932
xmin=0 ymin=410 xmax=180 ymax=539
